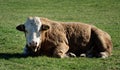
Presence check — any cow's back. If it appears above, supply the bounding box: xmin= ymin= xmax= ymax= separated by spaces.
xmin=62 ymin=23 xmax=92 ymax=55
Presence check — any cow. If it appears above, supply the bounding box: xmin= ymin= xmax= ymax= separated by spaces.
xmin=16 ymin=17 xmax=113 ymax=58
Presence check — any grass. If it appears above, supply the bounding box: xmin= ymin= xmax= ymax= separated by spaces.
xmin=0 ymin=0 xmax=120 ymax=70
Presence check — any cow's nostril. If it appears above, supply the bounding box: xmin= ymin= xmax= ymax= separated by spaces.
xmin=35 ymin=42 xmax=37 ymax=45
xmin=29 ymin=41 xmax=37 ymax=46
xmin=29 ymin=42 xmax=32 ymax=45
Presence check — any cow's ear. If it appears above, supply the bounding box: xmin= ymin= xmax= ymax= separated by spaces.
xmin=41 ymin=24 xmax=50 ymax=31
xmin=16 ymin=24 xmax=25 ymax=32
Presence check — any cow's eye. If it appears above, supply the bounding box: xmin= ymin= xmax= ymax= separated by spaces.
xmin=39 ymin=29 xmax=41 ymax=32
xmin=25 ymin=30 xmax=28 ymax=33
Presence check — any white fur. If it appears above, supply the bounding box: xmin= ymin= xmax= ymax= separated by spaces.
xmin=24 ymin=17 xmax=42 ymax=47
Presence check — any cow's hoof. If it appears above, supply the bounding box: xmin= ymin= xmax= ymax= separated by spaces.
xmin=80 ymin=53 xmax=86 ymax=57
xmin=67 ymin=52 xmax=76 ymax=57
xmin=100 ymin=52 xmax=108 ymax=58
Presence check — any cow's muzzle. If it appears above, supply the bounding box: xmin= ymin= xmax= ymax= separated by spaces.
xmin=29 ymin=41 xmax=37 ymax=47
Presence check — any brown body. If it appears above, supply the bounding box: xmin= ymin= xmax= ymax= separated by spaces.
xmin=17 ymin=17 xmax=113 ymax=58
xmin=36 ymin=18 xmax=112 ymax=58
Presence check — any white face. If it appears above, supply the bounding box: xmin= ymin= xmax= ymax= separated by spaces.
xmin=24 ymin=17 xmax=42 ymax=52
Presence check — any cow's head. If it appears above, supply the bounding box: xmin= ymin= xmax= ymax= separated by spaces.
xmin=16 ymin=17 xmax=50 ymax=52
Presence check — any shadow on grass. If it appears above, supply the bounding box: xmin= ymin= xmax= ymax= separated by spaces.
xmin=0 ymin=53 xmax=30 ymax=59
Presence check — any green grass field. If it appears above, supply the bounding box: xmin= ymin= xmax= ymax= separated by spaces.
xmin=0 ymin=0 xmax=120 ymax=70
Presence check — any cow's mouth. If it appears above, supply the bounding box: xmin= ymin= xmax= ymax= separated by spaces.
xmin=31 ymin=46 xmax=40 ymax=52
xmin=31 ymin=46 xmax=38 ymax=52
xmin=26 ymin=44 xmax=40 ymax=53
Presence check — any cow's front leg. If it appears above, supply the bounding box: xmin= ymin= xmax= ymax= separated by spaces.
xmin=23 ymin=45 xmax=38 ymax=56
xmin=23 ymin=46 xmax=33 ymax=56
xmin=53 ymin=43 xmax=69 ymax=58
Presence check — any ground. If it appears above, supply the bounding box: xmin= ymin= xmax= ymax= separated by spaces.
xmin=0 ymin=0 xmax=120 ymax=70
